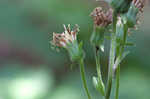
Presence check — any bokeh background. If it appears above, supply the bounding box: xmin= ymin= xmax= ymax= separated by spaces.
xmin=0 ymin=0 xmax=150 ymax=99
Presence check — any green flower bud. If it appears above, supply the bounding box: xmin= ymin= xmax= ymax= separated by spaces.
xmin=110 ymin=0 xmax=132 ymax=13
xmin=125 ymin=0 xmax=145 ymax=28
xmin=67 ymin=40 xmax=84 ymax=62
xmin=125 ymin=4 xmax=139 ymax=28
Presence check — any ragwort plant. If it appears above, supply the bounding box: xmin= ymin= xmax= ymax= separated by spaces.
xmin=51 ymin=0 xmax=146 ymax=99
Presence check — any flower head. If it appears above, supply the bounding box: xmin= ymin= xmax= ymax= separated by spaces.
xmin=124 ymin=0 xmax=146 ymax=28
xmin=90 ymin=7 xmax=113 ymax=27
xmin=52 ymin=24 xmax=84 ymax=61
xmin=132 ymin=0 xmax=146 ymax=12
xmin=52 ymin=24 xmax=79 ymax=48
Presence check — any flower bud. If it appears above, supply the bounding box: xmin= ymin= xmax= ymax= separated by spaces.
xmin=52 ymin=24 xmax=79 ymax=48
xmin=90 ymin=7 xmax=113 ymax=27
xmin=132 ymin=0 xmax=145 ymax=12
xmin=110 ymin=0 xmax=132 ymax=13
xmin=125 ymin=0 xmax=145 ymax=28
xmin=52 ymin=24 xmax=84 ymax=61
xmin=90 ymin=7 xmax=113 ymax=49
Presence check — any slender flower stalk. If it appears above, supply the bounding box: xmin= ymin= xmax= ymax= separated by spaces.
xmin=90 ymin=7 xmax=113 ymax=97
xmin=79 ymin=58 xmax=92 ymax=99
xmin=52 ymin=24 xmax=92 ymax=99
xmin=105 ymin=11 xmax=117 ymax=99
xmin=115 ymin=20 xmax=128 ymax=99
xmin=95 ymin=47 xmax=105 ymax=96
xmin=95 ymin=48 xmax=102 ymax=89
xmin=115 ymin=65 xmax=120 ymax=99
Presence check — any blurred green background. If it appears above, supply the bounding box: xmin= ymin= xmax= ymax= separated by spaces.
xmin=0 ymin=0 xmax=150 ymax=99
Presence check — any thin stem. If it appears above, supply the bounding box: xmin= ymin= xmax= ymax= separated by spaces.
xmin=115 ymin=65 xmax=120 ymax=99
xmin=115 ymin=23 xmax=128 ymax=99
xmin=95 ymin=47 xmax=103 ymax=85
xmin=79 ymin=58 xmax=92 ymax=99
xmin=95 ymin=47 xmax=105 ymax=96
xmin=105 ymin=11 xmax=117 ymax=99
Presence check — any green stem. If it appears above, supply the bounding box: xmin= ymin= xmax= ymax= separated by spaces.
xmin=105 ymin=11 xmax=117 ymax=99
xmin=79 ymin=58 xmax=92 ymax=99
xmin=115 ymin=65 xmax=120 ymax=99
xmin=95 ymin=48 xmax=103 ymax=86
xmin=115 ymin=23 xmax=128 ymax=99
xmin=95 ymin=47 xmax=105 ymax=96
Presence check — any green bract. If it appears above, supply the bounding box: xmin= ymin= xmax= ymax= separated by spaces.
xmin=125 ymin=3 xmax=139 ymax=28
xmin=66 ymin=40 xmax=84 ymax=62
xmin=90 ymin=26 xmax=105 ymax=49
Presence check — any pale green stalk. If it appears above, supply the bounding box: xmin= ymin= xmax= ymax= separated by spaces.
xmin=95 ymin=47 xmax=105 ymax=97
xmin=105 ymin=11 xmax=117 ymax=99
xmin=79 ymin=58 xmax=92 ymax=99
xmin=115 ymin=23 xmax=128 ymax=99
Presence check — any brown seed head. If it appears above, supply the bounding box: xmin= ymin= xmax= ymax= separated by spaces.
xmin=90 ymin=7 xmax=113 ymax=27
xmin=52 ymin=24 xmax=79 ymax=48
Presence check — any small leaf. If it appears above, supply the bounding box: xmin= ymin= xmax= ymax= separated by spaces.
xmin=125 ymin=42 xmax=136 ymax=47
xmin=121 ymin=51 xmax=130 ymax=61
xmin=114 ymin=51 xmax=130 ymax=70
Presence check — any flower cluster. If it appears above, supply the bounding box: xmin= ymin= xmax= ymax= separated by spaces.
xmin=50 ymin=0 xmax=146 ymax=99
xmin=90 ymin=7 xmax=113 ymax=27
xmin=52 ymin=24 xmax=79 ymax=48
